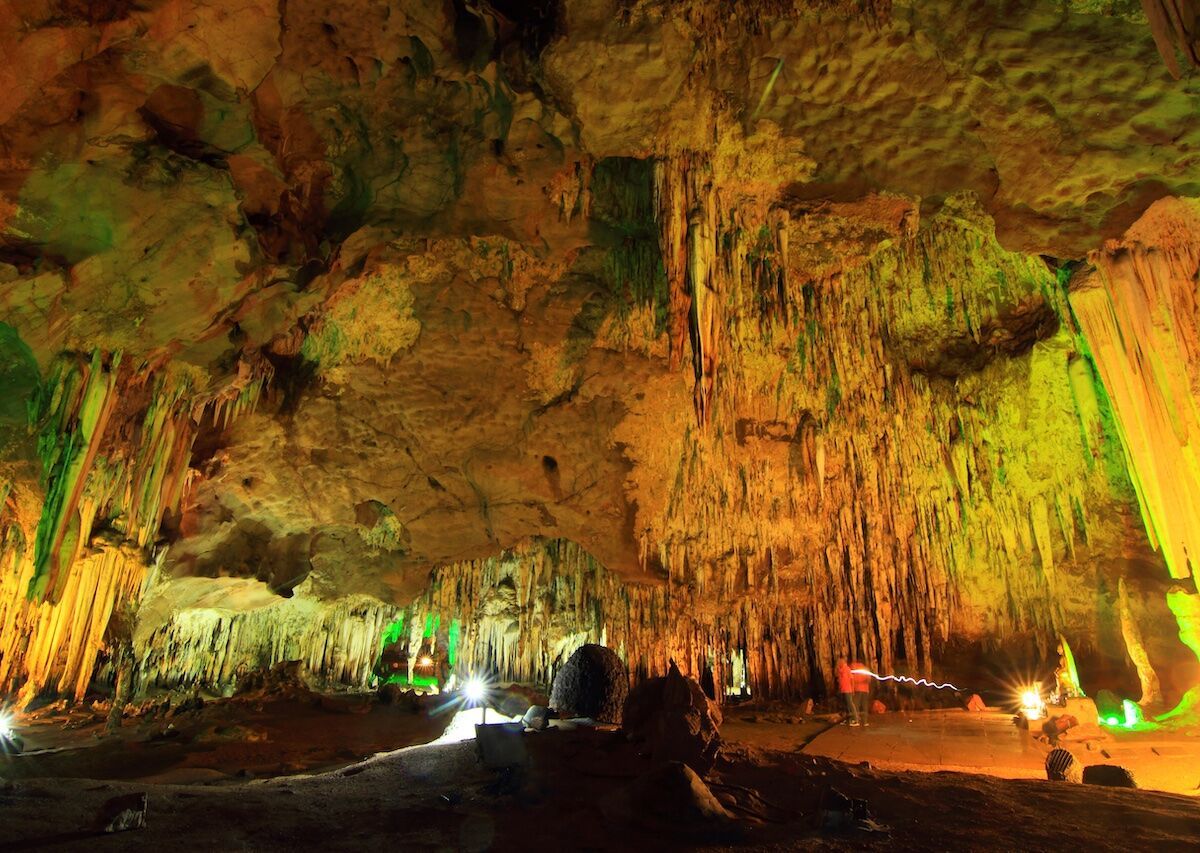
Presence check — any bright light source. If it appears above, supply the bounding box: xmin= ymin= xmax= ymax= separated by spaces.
xmin=1105 ymin=716 xmax=1120 ymax=726
xmin=463 ymin=677 xmax=487 ymax=704
xmin=418 ymin=656 xmax=433 ymax=667
xmin=1019 ymin=686 xmax=1045 ymax=720
xmin=0 ymin=712 xmax=13 ymax=740
xmin=1122 ymin=698 xmax=1143 ymax=729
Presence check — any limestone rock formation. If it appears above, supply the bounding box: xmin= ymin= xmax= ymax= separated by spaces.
xmin=0 ymin=0 xmax=1198 ymax=712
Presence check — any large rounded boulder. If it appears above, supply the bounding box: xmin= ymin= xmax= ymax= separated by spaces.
xmin=549 ymin=644 xmax=629 ymax=723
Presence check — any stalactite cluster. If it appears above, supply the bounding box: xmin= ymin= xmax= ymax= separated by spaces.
xmin=653 ymin=155 xmax=790 ymax=426
xmin=612 ymin=196 xmax=1141 ymax=693
xmin=0 ymin=352 xmax=270 ymax=703
xmin=134 ymin=585 xmax=398 ymax=693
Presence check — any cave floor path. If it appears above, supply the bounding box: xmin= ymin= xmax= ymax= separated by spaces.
xmin=797 ymin=708 xmax=1200 ymax=796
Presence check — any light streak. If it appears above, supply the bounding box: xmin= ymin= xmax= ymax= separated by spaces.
xmin=851 ymin=668 xmax=960 ymax=691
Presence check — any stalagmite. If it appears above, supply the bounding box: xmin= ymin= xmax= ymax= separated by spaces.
xmin=1119 ymin=577 xmax=1163 ymax=706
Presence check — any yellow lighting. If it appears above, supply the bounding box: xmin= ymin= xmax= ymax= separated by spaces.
xmin=1018 ymin=686 xmax=1046 ymax=720
xmin=418 ymin=656 xmax=433 ymax=667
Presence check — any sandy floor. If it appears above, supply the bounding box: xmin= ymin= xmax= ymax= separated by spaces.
xmin=796 ymin=708 xmax=1200 ymax=796
xmin=3 ymin=696 xmax=1200 ymax=850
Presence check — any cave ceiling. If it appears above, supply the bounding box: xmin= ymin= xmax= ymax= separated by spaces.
xmin=2 ymin=0 xmax=1200 ymax=699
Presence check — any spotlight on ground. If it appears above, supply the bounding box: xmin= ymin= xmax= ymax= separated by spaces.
xmin=463 ymin=677 xmax=488 ymax=705
xmin=0 ymin=711 xmax=23 ymax=754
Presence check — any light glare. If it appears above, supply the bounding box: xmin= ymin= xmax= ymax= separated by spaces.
xmin=463 ymin=678 xmax=486 ymax=703
xmin=1018 ymin=686 xmax=1045 ymax=720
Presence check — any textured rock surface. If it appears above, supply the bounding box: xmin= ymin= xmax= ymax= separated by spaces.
xmin=1082 ymin=763 xmax=1139 ymax=788
xmin=0 ymin=1 xmax=1199 ymax=704
xmin=623 ymin=660 xmax=723 ymax=775
xmin=549 ymin=643 xmax=629 ymax=722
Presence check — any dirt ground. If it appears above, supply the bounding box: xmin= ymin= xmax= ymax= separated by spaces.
xmin=3 ymin=687 xmax=448 ymax=784
xmin=3 ymin=691 xmax=1200 ymax=851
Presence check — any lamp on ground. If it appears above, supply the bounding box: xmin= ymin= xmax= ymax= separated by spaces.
xmin=463 ymin=676 xmax=490 ymax=722
xmin=1019 ymin=686 xmax=1045 ymax=721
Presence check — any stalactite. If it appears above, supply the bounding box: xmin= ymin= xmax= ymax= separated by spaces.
xmin=0 ymin=352 xmax=271 ymax=703
xmin=0 ymin=538 xmax=148 ymax=703
xmin=135 ymin=586 xmax=399 ymax=693
xmin=1071 ymin=219 xmax=1200 ymax=583
xmin=654 ymin=156 xmax=792 ymax=426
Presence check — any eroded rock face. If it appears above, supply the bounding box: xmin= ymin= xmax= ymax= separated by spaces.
xmin=0 ymin=1 xmax=1199 ymax=703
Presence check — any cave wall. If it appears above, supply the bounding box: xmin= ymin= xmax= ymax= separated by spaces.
xmin=1 ymin=0 xmax=1198 ymax=703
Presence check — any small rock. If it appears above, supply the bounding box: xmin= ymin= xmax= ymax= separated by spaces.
xmin=1082 ymin=764 xmax=1138 ymax=788
xmin=966 ymin=693 xmax=986 ymax=712
xmin=870 ymin=700 xmax=887 ymax=715
xmin=522 ymin=705 xmax=554 ymax=731
xmin=96 ymin=792 xmax=147 ymax=833
xmin=801 ymin=699 xmax=814 ymax=715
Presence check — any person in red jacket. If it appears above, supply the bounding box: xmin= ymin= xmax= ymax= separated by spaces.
xmin=836 ymin=658 xmax=860 ymax=726
xmin=849 ymin=659 xmax=871 ymax=726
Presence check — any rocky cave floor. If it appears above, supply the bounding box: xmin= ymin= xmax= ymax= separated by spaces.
xmin=3 ymin=688 xmax=1200 ymax=851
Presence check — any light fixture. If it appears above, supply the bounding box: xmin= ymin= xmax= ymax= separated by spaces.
xmin=463 ymin=677 xmax=487 ymax=704
xmin=0 ymin=712 xmax=12 ymax=741
xmin=1019 ymin=686 xmax=1045 ymax=720
xmin=1122 ymin=698 xmax=1143 ymax=728
xmin=418 ymin=656 xmax=433 ymax=667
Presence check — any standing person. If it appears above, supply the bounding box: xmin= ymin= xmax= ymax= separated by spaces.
xmin=836 ymin=658 xmax=860 ymax=726
xmin=850 ymin=658 xmax=871 ymax=727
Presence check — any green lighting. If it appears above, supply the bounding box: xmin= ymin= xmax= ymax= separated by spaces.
xmin=448 ymin=618 xmax=461 ymax=667
xmin=1104 ymin=715 xmax=1120 ymax=726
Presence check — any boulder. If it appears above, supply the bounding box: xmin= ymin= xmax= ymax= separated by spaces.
xmin=1042 ymin=714 xmax=1078 ymax=740
xmin=1045 ymin=747 xmax=1082 ymax=783
xmin=623 ymin=660 xmax=722 ymax=775
xmin=521 ymin=704 xmax=554 ymax=731
xmin=549 ymin=644 xmax=628 ymax=723
xmin=96 ymin=792 xmax=147 ymax=833
xmin=1082 ymin=764 xmax=1138 ymax=788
